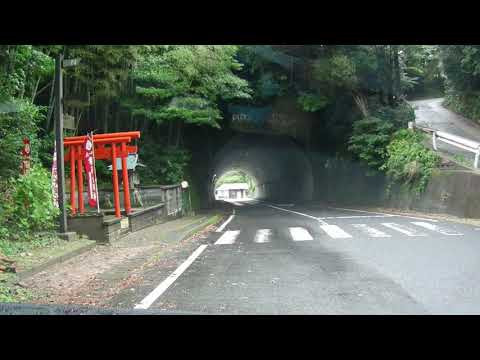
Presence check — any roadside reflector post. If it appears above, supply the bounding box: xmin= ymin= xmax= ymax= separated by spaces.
xmin=432 ymin=131 xmax=438 ymax=151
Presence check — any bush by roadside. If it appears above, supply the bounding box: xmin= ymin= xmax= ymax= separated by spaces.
xmin=381 ymin=129 xmax=441 ymax=196
xmin=0 ymin=164 xmax=59 ymax=243
xmin=444 ymin=92 xmax=480 ymax=124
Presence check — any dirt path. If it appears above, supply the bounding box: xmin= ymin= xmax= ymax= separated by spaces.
xmin=22 ymin=215 xmax=221 ymax=308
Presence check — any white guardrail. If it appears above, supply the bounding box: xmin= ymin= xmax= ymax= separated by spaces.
xmin=408 ymin=121 xmax=480 ymax=169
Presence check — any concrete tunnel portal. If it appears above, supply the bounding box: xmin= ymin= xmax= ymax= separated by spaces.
xmin=208 ymin=133 xmax=314 ymax=204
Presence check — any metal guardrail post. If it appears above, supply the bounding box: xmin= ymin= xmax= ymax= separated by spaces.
xmin=432 ymin=131 xmax=438 ymax=151
xmin=475 ymin=149 xmax=480 ymax=169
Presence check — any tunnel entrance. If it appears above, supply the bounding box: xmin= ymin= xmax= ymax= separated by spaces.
xmin=208 ymin=133 xmax=313 ymax=204
xmin=213 ymin=169 xmax=257 ymax=201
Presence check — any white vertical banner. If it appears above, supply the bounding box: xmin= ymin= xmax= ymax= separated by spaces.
xmin=51 ymin=140 xmax=59 ymax=208
xmin=83 ymin=132 xmax=98 ymax=209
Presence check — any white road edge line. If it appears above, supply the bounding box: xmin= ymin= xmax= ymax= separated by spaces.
xmin=216 ymin=214 xmax=235 ymax=232
xmin=134 ymin=244 xmax=208 ymax=310
xmin=267 ymin=204 xmax=328 ymax=225
xmin=329 ymin=206 xmax=438 ymax=223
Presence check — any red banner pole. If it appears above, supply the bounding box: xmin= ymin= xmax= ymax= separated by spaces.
xmin=111 ymin=144 xmax=121 ymax=218
xmin=77 ymin=145 xmax=84 ymax=214
xmin=70 ymin=146 xmax=76 ymax=215
xmin=120 ymin=142 xmax=131 ymax=215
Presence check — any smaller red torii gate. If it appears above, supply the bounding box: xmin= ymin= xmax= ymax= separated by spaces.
xmin=64 ymin=131 xmax=141 ymax=218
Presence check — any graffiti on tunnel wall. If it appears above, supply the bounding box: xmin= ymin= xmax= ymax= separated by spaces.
xmin=228 ymin=105 xmax=297 ymax=135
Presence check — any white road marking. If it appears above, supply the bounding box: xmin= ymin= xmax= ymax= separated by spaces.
xmin=134 ymin=244 xmax=208 ymax=310
xmin=351 ymin=224 xmax=391 ymax=238
xmin=411 ymin=222 xmax=463 ymax=236
xmin=381 ymin=223 xmax=427 ymax=237
xmin=216 ymin=215 xmax=235 ymax=232
xmin=329 ymin=206 xmax=439 ymax=223
xmin=289 ymin=227 xmax=313 ymax=241
xmin=267 ymin=204 xmax=328 ymax=225
xmin=319 ymin=215 xmax=394 ymax=220
xmin=254 ymin=229 xmax=273 ymax=243
xmin=215 ymin=230 xmax=241 ymax=245
xmin=320 ymin=225 xmax=353 ymax=239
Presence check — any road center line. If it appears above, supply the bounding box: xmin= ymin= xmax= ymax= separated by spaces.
xmin=267 ymin=204 xmax=329 ymax=225
xmin=216 ymin=214 xmax=235 ymax=232
xmin=134 ymin=244 xmax=208 ymax=310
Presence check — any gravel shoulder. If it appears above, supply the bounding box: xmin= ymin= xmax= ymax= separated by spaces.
xmin=20 ymin=213 xmax=224 ymax=308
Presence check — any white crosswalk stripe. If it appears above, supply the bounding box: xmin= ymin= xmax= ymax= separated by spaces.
xmin=351 ymin=224 xmax=391 ymax=238
xmin=289 ymin=227 xmax=313 ymax=241
xmin=213 ymin=221 xmax=464 ymax=246
xmin=411 ymin=222 xmax=463 ymax=236
xmin=254 ymin=229 xmax=272 ymax=243
xmin=320 ymin=225 xmax=352 ymax=239
xmin=215 ymin=230 xmax=241 ymax=245
xmin=381 ymin=223 xmax=427 ymax=237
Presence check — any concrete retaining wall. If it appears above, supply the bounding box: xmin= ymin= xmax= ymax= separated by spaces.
xmin=388 ymin=170 xmax=480 ymax=218
xmin=312 ymin=156 xmax=480 ymax=219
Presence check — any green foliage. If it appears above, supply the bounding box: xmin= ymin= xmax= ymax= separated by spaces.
xmin=441 ymin=45 xmax=480 ymax=93
xmin=0 ymin=45 xmax=55 ymax=101
xmin=137 ymin=141 xmax=191 ymax=185
xmin=313 ymin=54 xmax=358 ymax=92
xmin=127 ymin=45 xmax=251 ymax=129
xmin=0 ymin=99 xmax=44 ymax=181
xmin=400 ymin=45 xmax=444 ymax=97
xmin=371 ymin=100 xmax=415 ymax=128
xmin=0 ymin=282 xmax=33 ymax=303
xmin=444 ymin=92 xmax=480 ymax=122
xmin=381 ymin=130 xmax=440 ymax=195
xmin=348 ymin=116 xmax=396 ymax=169
xmin=0 ymin=165 xmax=59 ymax=241
xmin=216 ymin=170 xmax=256 ymax=195
xmin=297 ymin=92 xmax=329 ymax=112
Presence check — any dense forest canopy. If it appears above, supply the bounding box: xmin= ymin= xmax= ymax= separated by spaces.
xmin=2 ymin=44 xmax=468 ymax=241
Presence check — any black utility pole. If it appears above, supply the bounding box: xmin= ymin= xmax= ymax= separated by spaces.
xmin=55 ymin=53 xmax=68 ymax=233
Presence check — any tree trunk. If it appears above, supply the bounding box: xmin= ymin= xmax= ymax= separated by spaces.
xmin=45 ymin=72 xmax=56 ymax=131
xmin=393 ymin=45 xmax=401 ymax=104
xmin=175 ymin=121 xmax=183 ymax=148
xmin=168 ymin=120 xmax=174 ymax=147
xmin=103 ymin=102 xmax=109 ymax=133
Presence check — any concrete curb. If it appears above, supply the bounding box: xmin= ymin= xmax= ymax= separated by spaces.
xmin=176 ymin=214 xmax=223 ymax=241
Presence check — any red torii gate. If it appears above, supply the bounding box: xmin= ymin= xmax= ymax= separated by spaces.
xmin=64 ymin=131 xmax=141 ymax=218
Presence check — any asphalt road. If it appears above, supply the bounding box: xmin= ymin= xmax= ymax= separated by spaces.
xmin=410 ymin=98 xmax=480 ymax=163
xmin=130 ymin=200 xmax=480 ymax=314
